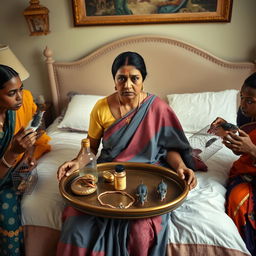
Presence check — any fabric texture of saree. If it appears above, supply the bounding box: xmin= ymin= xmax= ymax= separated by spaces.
xmin=98 ymin=94 xmax=194 ymax=168
xmin=226 ymin=122 xmax=256 ymax=256
xmin=0 ymin=90 xmax=51 ymax=256
xmin=57 ymin=94 xmax=195 ymax=256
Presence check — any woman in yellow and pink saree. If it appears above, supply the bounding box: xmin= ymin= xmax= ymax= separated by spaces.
xmin=57 ymin=52 xmax=197 ymax=256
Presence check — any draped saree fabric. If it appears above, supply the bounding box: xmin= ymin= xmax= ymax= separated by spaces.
xmin=0 ymin=90 xmax=51 ymax=256
xmin=98 ymin=94 xmax=194 ymax=169
xmin=0 ymin=110 xmax=25 ymax=255
xmin=57 ymin=94 xmax=195 ymax=256
xmin=226 ymin=122 xmax=256 ymax=255
xmin=57 ymin=206 xmax=170 ymax=256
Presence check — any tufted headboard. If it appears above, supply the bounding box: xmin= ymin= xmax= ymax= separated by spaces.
xmin=43 ymin=35 xmax=255 ymax=116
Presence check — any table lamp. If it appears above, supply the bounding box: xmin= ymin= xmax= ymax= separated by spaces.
xmin=0 ymin=45 xmax=30 ymax=81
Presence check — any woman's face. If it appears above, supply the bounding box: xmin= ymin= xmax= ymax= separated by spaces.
xmin=240 ymin=85 xmax=256 ymax=118
xmin=0 ymin=76 xmax=23 ymax=111
xmin=114 ymin=65 xmax=143 ymax=99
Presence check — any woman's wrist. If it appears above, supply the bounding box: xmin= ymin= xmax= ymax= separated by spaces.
xmin=250 ymin=145 xmax=256 ymax=158
xmin=166 ymin=151 xmax=186 ymax=172
xmin=174 ymin=163 xmax=186 ymax=172
xmin=170 ymin=159 xmax=186 ymax=172
xmin=3 ymin=150 xmax=19 ymax=167
xmin=1 ymin=155 xmax=13 ymax=168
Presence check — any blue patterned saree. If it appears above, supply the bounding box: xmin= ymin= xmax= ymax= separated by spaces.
xmin=0 ymin=110 xmax=24 ymax=256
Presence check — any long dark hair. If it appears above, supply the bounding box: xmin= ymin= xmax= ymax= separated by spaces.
xmin=111 ymin=51 xmax=147 ymax=81
xmin=0 ymin=64 xmax=19 ymax=89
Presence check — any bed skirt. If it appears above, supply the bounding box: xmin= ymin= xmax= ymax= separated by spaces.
xmin=167 ymin=243 xmax=250 ymax=256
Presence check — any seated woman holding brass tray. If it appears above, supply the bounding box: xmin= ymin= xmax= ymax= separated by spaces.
xmin=57 ymin=51 xmax=197 ymax=256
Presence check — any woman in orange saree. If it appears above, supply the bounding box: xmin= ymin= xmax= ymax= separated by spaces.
xmin=224 ymin=72 xmax=256 ymax=255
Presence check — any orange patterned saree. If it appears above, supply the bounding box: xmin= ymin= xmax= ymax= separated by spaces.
xmin=226 ymin=124 xmax=256 ymax=255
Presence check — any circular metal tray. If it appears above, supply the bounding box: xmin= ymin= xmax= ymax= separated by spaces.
xmin=59 ymin=162 xmax=189 ymax=219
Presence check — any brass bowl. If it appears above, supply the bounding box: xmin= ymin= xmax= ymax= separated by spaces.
xmin=59 ymin=162 xmax=189 ymax=219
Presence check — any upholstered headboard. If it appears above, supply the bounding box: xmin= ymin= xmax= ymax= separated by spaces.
xmin=43 ymin=35 xmax=255 ymax=116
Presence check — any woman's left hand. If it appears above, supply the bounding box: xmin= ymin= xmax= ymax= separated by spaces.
xmin=176 ymin=167 xmax=197 ymax=190
xmin=36 ymin=129 xmax=44 ymax=139
xmin=223 ymin=129 xmax=255 ymax=155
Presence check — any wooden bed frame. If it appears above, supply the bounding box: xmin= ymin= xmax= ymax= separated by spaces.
xmin=43 ymin=35 xmax=255 ymax=117
xmin=24 ymin=35 xmax=255 ymax=256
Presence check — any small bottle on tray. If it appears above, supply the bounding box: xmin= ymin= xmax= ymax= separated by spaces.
xmin=79 ymin=138 xmax=98 ymax=183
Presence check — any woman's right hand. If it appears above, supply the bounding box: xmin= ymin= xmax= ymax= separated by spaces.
xmin=57 ymin=160 xmax=79 ymax=181
xmin=9 ymin=127 xmax=37 ymax=155
xmin=207 ymin=117 xmax=227 ymax=134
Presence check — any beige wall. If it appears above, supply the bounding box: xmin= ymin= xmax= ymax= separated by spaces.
xmin=0 ymin=0 xmax=256 ymax=101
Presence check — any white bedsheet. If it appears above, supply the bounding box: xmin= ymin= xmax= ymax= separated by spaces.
xmin=169 ymin=146 xmax=250 ymax=254
xmin=21 ymin=118 xmax=85 ymax=230
xmin=21 ymin=120 xmax=251 ymax=255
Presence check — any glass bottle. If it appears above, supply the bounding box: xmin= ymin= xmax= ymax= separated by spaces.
xmin=114 ymin=164 xmax=126 ymax=190
xmin=78 ymin=138 xmax=98 ymax=183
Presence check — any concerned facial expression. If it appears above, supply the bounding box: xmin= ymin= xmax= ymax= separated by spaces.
xmin=0 ymin=76 xmax=23 ymax=111
xmin=114 ymin=65 xmax=143 ymax=98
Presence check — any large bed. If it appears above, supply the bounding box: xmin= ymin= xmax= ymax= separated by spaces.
xmin=21 ymin=35 xmax=255 ymax=256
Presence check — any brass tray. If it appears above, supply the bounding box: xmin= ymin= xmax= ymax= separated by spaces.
xmin=59 ymin=162 xmax=189 ymax=219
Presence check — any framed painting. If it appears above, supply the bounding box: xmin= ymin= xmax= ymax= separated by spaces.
xmin=72 ymin=0 xmax=233 ymax=26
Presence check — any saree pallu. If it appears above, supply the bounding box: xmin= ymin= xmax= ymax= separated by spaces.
xmin=0 ymin=110 xmax=25 ymax=256
xmin=98 ymin=94 xmax=194 ymax=169
xmin=57 ymin=94 xmax=195 ymax=256
xmin=226 ymin=125 xmax=256 ymax=256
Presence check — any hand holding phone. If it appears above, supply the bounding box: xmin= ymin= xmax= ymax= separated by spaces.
xmin=25 ymin=110 xmax=45 ymax=131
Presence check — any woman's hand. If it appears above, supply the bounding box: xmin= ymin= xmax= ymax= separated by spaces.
xmin=223 ymin=129 xmax=256 ymax=156
xmin=25 ymin=147 xmax=37 ymax=168
xmin=9 ymin=127 xmax=37 ymax=155
xmin=57 ymin=160 xmax=79 ymax=181
xmin=36 ymin=129 xmax=44 ymax=139
xmin=166 ymin=151 xmax=197 ymax=190
xmin=207 ymin=117 xmax=227 ymax=134
xmin=176 ymin=167 xmax=197 ymax=190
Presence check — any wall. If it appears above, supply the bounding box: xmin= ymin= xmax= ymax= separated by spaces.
xmin=0 ymin=0 xmax=256 ymax=101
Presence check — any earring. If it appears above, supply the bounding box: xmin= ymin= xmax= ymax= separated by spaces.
xmin=115 ymin=86 xmax=117 ymax=90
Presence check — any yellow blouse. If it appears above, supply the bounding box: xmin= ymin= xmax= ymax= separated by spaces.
xmin=88 ymin=97 xmax=116 ymax=139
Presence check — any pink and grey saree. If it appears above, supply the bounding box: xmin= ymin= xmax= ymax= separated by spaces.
xmin=98 ymin=94 xmax=194 ymax=169
xmin=57 ymin=94 xmax=195 ymax=256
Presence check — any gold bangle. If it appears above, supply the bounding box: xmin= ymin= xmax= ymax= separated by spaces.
xmin=1 ymin=155 xmax=13 ymax=168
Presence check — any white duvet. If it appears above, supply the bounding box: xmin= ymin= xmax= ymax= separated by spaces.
xmin=21 ymin=119 xmax=251 ymax=255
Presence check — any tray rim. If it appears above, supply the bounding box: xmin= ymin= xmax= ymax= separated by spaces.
xmin=59 ymin=162 xmax=189 ymax=219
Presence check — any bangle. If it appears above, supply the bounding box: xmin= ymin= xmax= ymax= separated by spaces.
xmin=1 ymin=155 xmax=14 ymax=168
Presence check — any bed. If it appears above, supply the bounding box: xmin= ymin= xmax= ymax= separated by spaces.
xmin=21 ymin=35 xmax=256 ymax=256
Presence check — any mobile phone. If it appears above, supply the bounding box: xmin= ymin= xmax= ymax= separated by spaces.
xmin=25 ymin=110 xmax=45 ymax=131
xmin=220 ymin=122 xmax=239 ymax=135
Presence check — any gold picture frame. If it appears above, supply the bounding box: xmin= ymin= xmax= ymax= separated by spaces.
xmin=72 ymin=0 xmax=233 ymax=26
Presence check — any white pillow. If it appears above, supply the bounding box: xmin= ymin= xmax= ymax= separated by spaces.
xmin=167 ymin=89 xmax=239 ymax=133
xmin=58 ymin=94 xmax=104 ymax=132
